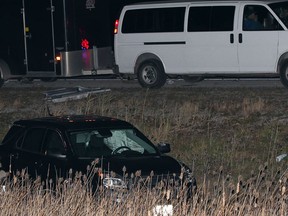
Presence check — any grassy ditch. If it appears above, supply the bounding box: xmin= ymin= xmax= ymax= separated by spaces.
xmin=0 ymin=86 xmax=288 ymax=214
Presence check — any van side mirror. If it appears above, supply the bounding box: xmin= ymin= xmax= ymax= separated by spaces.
xmin=157 ymin=143 xmax=171 ymax=153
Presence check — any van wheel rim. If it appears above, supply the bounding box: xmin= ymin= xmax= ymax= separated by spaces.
xmin=142 ymin=66 xmax=157 ymax=84
xmin=285 ymin=67 xmax=288 ymax=79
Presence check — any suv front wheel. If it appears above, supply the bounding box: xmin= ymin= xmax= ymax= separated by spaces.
xmin=137 ymin=60 xmax=166 ymax=89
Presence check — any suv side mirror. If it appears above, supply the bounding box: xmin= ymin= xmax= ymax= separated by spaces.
xmin=157 ymin=143 xmax=171 ymax=153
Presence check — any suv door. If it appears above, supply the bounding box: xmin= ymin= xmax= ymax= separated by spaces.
xmin=12 ymin=127 xmax=67 ymax=180
xmin=238 ymin=4 xmax=283 ymax=73
xmin=186 ymin=4 xmax=238 ymax=73
xmin=12 ymin=127 xmax=46 ymax=177
xmin=42 ymin=129 xmax=68 ymax=179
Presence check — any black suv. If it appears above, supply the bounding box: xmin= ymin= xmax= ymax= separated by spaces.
xmin=0 ymin=115 xmax=195 ymax=193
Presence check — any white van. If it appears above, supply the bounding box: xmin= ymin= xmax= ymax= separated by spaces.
xmin=114 ymin=0 xmax=288 ymax=88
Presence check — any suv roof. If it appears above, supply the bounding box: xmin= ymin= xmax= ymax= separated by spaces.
xmin=13 ymin=115 xmax=132 ymax=130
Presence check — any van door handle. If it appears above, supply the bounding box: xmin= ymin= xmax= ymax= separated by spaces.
xmin=239 ymin=34 xmax=243 ymax=43
xmin=230 ymin=34 xmax=234 ymax=43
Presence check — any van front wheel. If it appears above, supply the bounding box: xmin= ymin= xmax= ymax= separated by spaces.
xmin=280 ymin=62 xmax=288 ymax=88
xmin=137 ymin=61 xmax=166 ymax=89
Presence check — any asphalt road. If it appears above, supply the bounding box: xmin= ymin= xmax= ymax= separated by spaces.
xmin=1 ymin=77 xmax=285 ymax=89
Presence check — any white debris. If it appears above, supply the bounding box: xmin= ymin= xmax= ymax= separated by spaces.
xmin=276 ymin=153 xmax=287 ymax=162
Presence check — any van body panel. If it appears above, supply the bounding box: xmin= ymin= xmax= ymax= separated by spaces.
xmin=238 ymin=31 xmax=279 ymax=73
xmin=237 ymin=3 xmax=281 ymax=73
xmin=116 ymin=33 xmax=186 ymax=73
xmin=185 ymin=32 xmax=238 ymax=73
xmin=185 ymin=3 xmax=239 ymax=73
xmin=278 ymin=32 xmax=288 ymax=62
xmin=114 ymin=0 xmax=288 ymax=88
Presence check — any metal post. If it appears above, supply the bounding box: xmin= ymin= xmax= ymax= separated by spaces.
xmin=50 ymin=0 xmax=56 ymax=72
xmin=21 ymin=0 xmax=29 ymax=73
xmin=63 ymin=0 xmax=68 ymax=51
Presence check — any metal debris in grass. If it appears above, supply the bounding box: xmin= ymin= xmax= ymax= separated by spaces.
xmin=43 ymin=86 xmax=111 ymax=103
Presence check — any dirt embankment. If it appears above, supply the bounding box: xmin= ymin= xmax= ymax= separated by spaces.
xmin=1 ymin=86 xmax=288 ymax=181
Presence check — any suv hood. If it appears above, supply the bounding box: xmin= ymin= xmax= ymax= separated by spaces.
xmin=78 ymin=155 xmax=182 ymax=176
xmin=108 ymin=155 xmax=182 ymax=176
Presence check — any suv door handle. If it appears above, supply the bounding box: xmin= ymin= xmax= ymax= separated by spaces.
xmin=239 ymin=34 xmax=243 ymax=43
xmin=230 ymin=34 xmax=234 ymax=43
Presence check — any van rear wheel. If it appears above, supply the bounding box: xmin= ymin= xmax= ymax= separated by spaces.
xmin=280 ymin=62 xmax=288 ymax=88
xmin=0 ymin=78 xmax=3 ymax=88
xmin=137 ymin=60 xmax=166 ymax=89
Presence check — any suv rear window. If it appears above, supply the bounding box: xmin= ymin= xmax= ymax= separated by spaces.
xmin=188 ymin=6 xmax=235 ymax=32
xmin=122 ymin=7 xmax=185 ymax=33
xmin=1 ymin=125 xmax=24 ymax=145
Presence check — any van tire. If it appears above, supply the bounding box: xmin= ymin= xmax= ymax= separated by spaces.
xmin=137 ymin=60 xmax=166 ymax=89
xmin=280 ymin=62 xmax=288 ymax=88
xmin=0 ymin=78 xmax=3 ymax=88
xmin=0 ymin=59 xmax=10 ymax=88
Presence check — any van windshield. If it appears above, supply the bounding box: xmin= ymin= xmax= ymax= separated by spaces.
xmin=69 ymin=128 xmax=158 ymax=157
xmin=269 ymin=1 xmax=288 ymax=28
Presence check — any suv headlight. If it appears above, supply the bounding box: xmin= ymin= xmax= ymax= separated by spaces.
xmin=179 ymin=162 xmax=197 ymax=186
xmin=103 ymin=177 xmax=127 ymax=189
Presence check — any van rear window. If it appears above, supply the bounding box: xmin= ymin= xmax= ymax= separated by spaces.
xmin=122 ymin=7 xmax=185 ymax=33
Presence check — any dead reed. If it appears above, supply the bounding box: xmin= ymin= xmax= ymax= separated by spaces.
xmin=0 ymin=164 xmax=287 ymax=215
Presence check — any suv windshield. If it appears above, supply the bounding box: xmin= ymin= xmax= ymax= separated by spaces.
xmin=269 ymin=1 xmax=288 ymax=28
xmin=69 ymin=128 xmax=158 ymax=157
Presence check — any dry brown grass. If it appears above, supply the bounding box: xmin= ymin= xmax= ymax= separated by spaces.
xmin=0 ymin=165 xmax=287 ymax=215
xmin=1 ymin=86 xmax=288 ymax=214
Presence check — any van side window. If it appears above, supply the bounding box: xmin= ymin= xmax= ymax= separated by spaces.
xmin=243 ymin=5 xmax=283 ymax=31
xmin=122 ymin=7 xmax=185 ymax=33
xmin=188 ymin=6 xmax=235 ymax=32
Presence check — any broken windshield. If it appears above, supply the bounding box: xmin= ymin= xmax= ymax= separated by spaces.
xmin=69 ymin=128 xmax=158 ymax=157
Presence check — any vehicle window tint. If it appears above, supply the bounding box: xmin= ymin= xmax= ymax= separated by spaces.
xmin=44 ymin=129 xmax=66 ymax=155
xmin=269 ymin=1 xmax=288 ymax=28
xmin=69 ymin=128 xmax=157 ymax=158
xmin=188 ymin=6 xmax=235 ymax=32
xmin=1 ymin=125 xmax=24 ymax=145
xmin=22 ymin=128 xmax=46 ymax=153
xmin=122 ymin=7 xmax=185 ymax=33
xmin=243 ymin=5 xmax=283 ymax=31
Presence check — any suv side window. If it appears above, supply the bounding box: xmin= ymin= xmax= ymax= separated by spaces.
xmin=122 ymin=7 xmax=185 ymax=33
xmin=44 ymin=129 xmax=66 ymax=156
xmin=243 ymin=5 xmax=283 ymax=31
xmin=188 ymin=6 xmax=235 ymax=32
xmin=21 ymin=128 xmax=46 ymax=153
